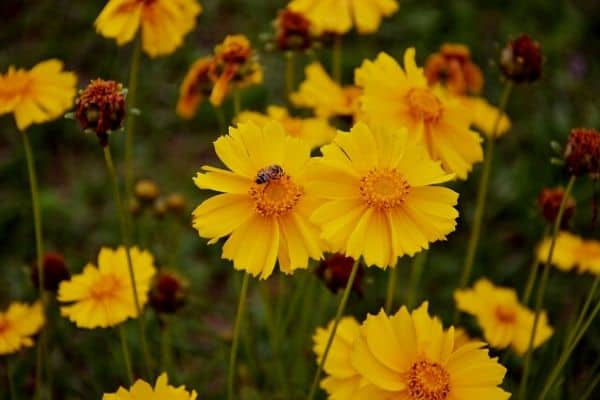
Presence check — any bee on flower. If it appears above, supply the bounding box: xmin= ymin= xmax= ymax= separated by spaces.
xmin=0 ymin=302 xmax=45 ymax=355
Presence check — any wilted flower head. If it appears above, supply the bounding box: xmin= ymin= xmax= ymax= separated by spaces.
xmin=75 ymin=79 xmax=126 ymax=146
xmin=425 ymin=43 xmax=484 ymax=95
xmin=275 ymin=8 xmax=312 ymax=51
xmin=31 ymin=252 xmax=70 ymax=292
xmin=537 ymin=187 xmax=576 ymax=227
xmin=564 ymin=128 xmax=600 ymax=177
xmin=500 ymin=34 xmax=542 ymax=84
xmin=315 ymin=253 xmax=363 ymax=295
xmin=150 ymin=271 xmax=187 ymax=314
xmin=177 ymin=57 xmax=214 ymax=119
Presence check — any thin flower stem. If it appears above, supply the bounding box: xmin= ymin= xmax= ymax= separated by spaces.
xmin=160 ymin=318 xmax=173 ymax=377
xmin=233 ymin=91 xmax=241 ymax=119
xmin=215 ymin=107 xmax=226 ymax=134
xmin=385 ymin=266 xmax=398 ymax=313
xmin=228 ymin=272 xmax=250 ymax=400
xmin=22 ymin=131 xmax=48 ymax=400
xmin=519 ymin=174 xmax=576 ymax=400
xmin=332 ymin=35 xmax=343 ymax=83
xmin=285 ymin=51 xmax=296 ymax=103
xmin=125 ymin=37 xmax=142 ymax=193
xmin=522 ymin=225 xmax=550 ymax=305
xmin=279 ymin=269 xmax=311 ymax=346
xmin=103 ymin=146 xmax=152 ymax=378
xmin=455 ymin=82 xmax=513 ymax=322
xmin=307 ymin=259 xmax=360 ymax=400
xmin=406 ymin=252 xmax=427 ymax=309
xmin=119 ymin=325 xmax=134 ymax=384
xmin=565 ymin=275 xmax=600 ymax=347
xmin=6 ymin=358 xmax=17 ymax=400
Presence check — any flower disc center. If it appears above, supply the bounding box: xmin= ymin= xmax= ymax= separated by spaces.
xmin=0 ymin=318 xmax=9 ymax=334
xmin=360 ymin=168 xmax=410 ymax=210
xmin=407 ymin=88 xmax=443 ymax=123
xmin=249 ymin=173 xmax=303 ymax=217
xmin=408 ymin=359 xmax=451 ymax=400
xmin=90 ymin=274 xmax=124 ymax=300
xmin=495 ymin=304 xmax=517 ymax=324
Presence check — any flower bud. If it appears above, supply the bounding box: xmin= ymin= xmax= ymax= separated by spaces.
xmin=31 ymin=252 xmax=70 ymax=292
xmin=153 ymin=197 xmax=168 ymax=218
xmin=149 ymin=271 xmax=187 ymax=314
xmin=275 ymin=9 xmax=312 ymax=51
xmin=500 ymin=34 xmax=542 ymax=84
xmin=166 ymin=193 xmax=187 ymax=214
xmin=538 ymin=187 xmax=576 ymax=228
xmin=315 ymin=253 xmax=363 ymax=296
xmin=564 ymin=128 xmax=600 ymax=177
xmin=134 ymin=179 xmax=160 ymax=203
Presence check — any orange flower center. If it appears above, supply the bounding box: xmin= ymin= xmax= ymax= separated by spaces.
xmin=408 ymin=359 xmax=451 ymax=400
xmin=249 ymin=171 xmax=303 ymax=217
xmin=495 ymin=305 xmax=517 ymax=324
xmin=406 ymin=88 xmax=443 ymax=124
xmin=0 ymin=69 xmax=31 ymax=100
xmin=579 ymin=242 xmax=600 ymax=259
xmin=90 ymin=274 xmax=124 ymax=301
xmin=360 ymin=168 xmax=410 ymax=210
xmin=0 ymin=317 xmax=9 ymax=334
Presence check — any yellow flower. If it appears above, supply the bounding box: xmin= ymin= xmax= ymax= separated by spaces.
xmin=349 ymin=302 xmax=509 ymax=400
xmin=0 ymin=302 xmax=44 ymax=355
xmin=176 ymin=57 xmax=214 ymax=119
xmin=236 ymin=106 xmax=336 ymax=149
xmin=103 ymin=373 xmax=197 ymax=400
xmin=0 ymin=60 xmax=77 ymax=131
xmin=95 ymin=0 xmax=202 ymax=58
xmin=355 ymin=49 xmax=483 ymax=179
xmin=192 ymin=121 xmax=323 ymax=279
xmin=288 ymin=0 xmax=399 ymax=34
xmin=309 ymin=122 xmax=458 ymax=268
xmin=537 ymin=232 xmax=600 ymax=274
xmin=455 ymin=278 xmax=553 ymax=355
xmin=291 ymin=62 xmax=361 ymax=120
xmin=461 ymin=96 xmax=511 ymax=138
xmin=453 ymin=327 xmax=475 ymax=349
xmin=58 ymin=247 xmax=156 ymax=329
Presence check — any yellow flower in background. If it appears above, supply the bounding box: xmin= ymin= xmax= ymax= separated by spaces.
xmin=288 ymin=0 xmax=399 ymax=34
xmin=236 ymin=106 xmax=336 ymax=149
xmin=95 ymin=0 xmax=202 ymax=58
xmin=349 ymin=302 xmax=510 ymax=400
xmin=462 ymin=96 xmax=511 ymax=138
xmin=292 ymin=62 xmax=361 ymax=120
xmin=0 ymin=60 xmax=77 ymax=131
xmin=356 ymin=49 xmax=483 ymax=179
xmin=192 ymin=121 xmax=323 ymax=279
xmin=103 ymin=373 xmax=197 ymax=400
xmin=58 ymin=247 xmax=156 ymax=329
xmin=455 ymin=278 xmax=553 ymax=355
xmin=0 ymin=302 xmax=44 ymax=355
xmin=537 ymin=232 xmax=600 ymax=274
xmin=309 ymin=122 xmax=458 ymax=268
xmin=176 ymin=57 xmax=215 ymax=119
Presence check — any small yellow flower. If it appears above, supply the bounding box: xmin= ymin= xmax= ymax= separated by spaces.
xmin=455 ymin=278 xmax=553 ymax=355
xmin=288 ymin=0 xmax=399 ymax=34
xmin=176 ymin=57 xmax=214 ymax=119
xmin=192 ymin=121 xmax=323 ymax=279
xmin=103 ymin=373 xmax=197 ymax=400
xmin=309 ymin=122 xmax=458 ymax=268
xmin=537 ymin=232 xmax=600 ymax=274
xmin=356 ymin=49 xmax=483 ymax=179
xmin=95 ymin=0 xmax=203 ymax=58
xmin=291 ymin=62 xmax=361 ymax=120
xmin=58 ymin=247 xmax=156 ymax=329
xmin=0 ymin=60 xmax=77 ymax=131
xmin=0 ymin=302 xmax=44 ymax=355
xmin=236 ymin=106 xmax=336 ymax=149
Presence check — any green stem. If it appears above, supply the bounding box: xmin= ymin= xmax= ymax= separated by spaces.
xmin=332 ymin=35 xmax=343 ymax=83
xmin=228 ymin=273 xmax=250 ymax=400
xmin=285 ymin=51 xmax=296 ymax=103
xmin=565 ymin=275 xmax=600 ymax=347
xmin=6 ymin=358 xmax=17 ymax=400
xmin=519 ymin=175 xmax=576 ymax=400
xmin=160 ymin=318 xmax=173 ymax=377
xmin=522 ymin=225 xmax=550 ymax=305
xmin=455 ymin=82 xmax=513 ymax=321
xmin=406 ymin=252 xmax=427 ymax=309
xmin=119 ymin=325 xmax=134 ymax=384
xmin=579 ymin=364 xmax=600 ymax=400
xmin=22 ymin=131 xmax=47 ymax=400
xmin=103 ymin=146 xmax=152 ymax=378
xmin=307 ymin=259 xmax=360 ymax=400
xmin=125 ymin=37 xmax=142 ymax=194
xmin=385 ymin=266 xmax=398 ymax=313
xmin=233 ymin=91 xmax=241 ymax=120
xmin=215 ymin=106 xmax=227 ymax=134
xmin=259 ymin=284 xmax=288 ymax=397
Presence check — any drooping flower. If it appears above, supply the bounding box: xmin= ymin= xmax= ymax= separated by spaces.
xmin=236 ymin=105 xmax=336 ymax=149
xmin=288 ymin=0 xmax=399 ymax=35
xmin=455 ymin=278 xmax=553 ymax=355
xmin=0 ymin=59 xmax=77 ymax=131
xmin=500 ymin=34 xmax=543 ymax=84
xmin=537 ymin=232 xmax=600 ymax=274
xmin=192 ymin=121 xmax=323 ymax=279
xmin=176 ymin=57 xmax=214 ymax=119
xmin=424 ymin=43 xmax=483 ymax=96
xmin=356 ymin=49 xmax=483 ymax=179
xmin=95 ymin=0 xmax=203 ymax=58
xmin=349 ymin=302 xmax=510 ymax=399
xmin=103 ymin=373 xmax=197 ymax=400
xmin=0 ymin=302 xmax=45 ymax=355
xmin=208 ymin=35 xmax=263 ymax=106
xmin=58 ymin=247 xmax=156 ymax=329
xmin=309 ymin=122 xmax=458 ymax=268
xmin=291 ymin=62 xmax=361 ymax=120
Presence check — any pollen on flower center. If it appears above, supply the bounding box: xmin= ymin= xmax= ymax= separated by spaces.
xmin=406 ymin=88 xmax=443 ymax=123
xmin=90 ymin=274 xmax=123 ymax=300
xmin=407 ymin=359 xmax=451 ymax=400
xmin=360 ymin=168 xmax=410 ymax=210
xmin=495 ymin=305 xmax=517 ymax=324
xmin=249 ymin=174 xmax=303 ymax=217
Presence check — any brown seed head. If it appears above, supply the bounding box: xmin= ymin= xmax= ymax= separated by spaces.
xmin=31 ymin=252 xmax=70 ymax=292
xmin=500 ymin=34 xmax=543 ymax=84
xmin=564 ymin=128 xmax=600 ymax=177
xmin=315 ymin=253 xmax=363 ymax=296
xmin=150 ymin=271 xmax=187 ymax=314
xmin=275 ymin=9 xmax=312 ymax=51
xmin=537 ymin=187 xmax=576 ymax=227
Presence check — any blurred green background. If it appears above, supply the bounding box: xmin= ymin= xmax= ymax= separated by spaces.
xmin=1 ymin=0 xmax=600 ymax=399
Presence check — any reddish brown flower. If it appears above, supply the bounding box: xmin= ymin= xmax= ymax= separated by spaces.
xmin=316 ymin=253 xmax=363 ymax=296
xmin=564 ymin=128 xmax=600 ymax=177
xmin=424 ymin=43 xmax=484 ymax=95
xmin=538 ymin=187 xmax=576 ymax=227
xmin=275 ymin=8 xmax=312 ymax=51
xmin=31 ymin=252 xmax=70 ymax=292
xmin=149 ymin=271 xmax=187 ymax=314
xmin=500 ymin=34 xmax=542 ymax=83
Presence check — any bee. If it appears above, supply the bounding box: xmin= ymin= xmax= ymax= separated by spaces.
xmin=255 ymin=164 xmax=285 ymax=184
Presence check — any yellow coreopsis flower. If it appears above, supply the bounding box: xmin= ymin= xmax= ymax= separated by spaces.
xmin=309 ymin=122 xmax=459 ymax=268
xmin=291 ymin=62 xmax=361 ymax=120
xmin=348 ymin=302 xmax=509 ymax=399
xmin=176 ymin=57 xmax=214 ymax=119
xmin=355 ymin=49 xmax=483 ymax=179
xmin=192 ymin=121 xmax=323 ymax=279
xmin=0 ymin=60 xmax=77 ymax=131
xmin=95 ymin=0 xmax=202 ymax=58
xmin=236 ymin=106 xmax=336 ymax=149
xmin=537 ymin=232 xmax=600 ymax=274
xmin=0 ymin=302 xmax=44 ymax=355
xmin=58 ymin=247 xmax=156 ymax=329
xmin=103 ymin=373 xmax=197 ymax=400
xmin=288 ymin=0 xmax=399 ymax=34
xmin=455 ymin=278 xmax=553 ymax=355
